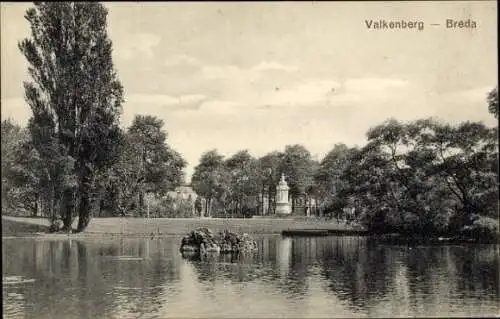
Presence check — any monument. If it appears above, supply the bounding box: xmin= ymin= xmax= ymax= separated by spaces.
xmin=275 ymin=173 xmax=291 ymax=216
xmin=293 ymin=189 xmax=308 ymax=216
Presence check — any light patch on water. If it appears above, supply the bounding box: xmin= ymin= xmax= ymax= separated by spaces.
xmin=6 ymin=292 xmax=25 ymax=300
xmin=214 ymin=262 xmax=240 ymax=267
xmin=3 ymin=275 xmax=36 ymax=285
xmin=114 ymin=285 xmax=166 ymax=291
xmin=102 ymin=256 xmax=144 ymax=261
xmin=114 ymin=286 xmax=143 ymax=291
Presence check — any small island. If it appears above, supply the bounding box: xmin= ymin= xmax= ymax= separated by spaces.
xmin=180 ymin=227 xmax=258 ymax=255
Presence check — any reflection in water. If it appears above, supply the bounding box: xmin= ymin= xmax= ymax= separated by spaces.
xmin=2 ymin=236 xmax=499 ymax=318
xmin=278 ymin=237 xmax=291 ymax=277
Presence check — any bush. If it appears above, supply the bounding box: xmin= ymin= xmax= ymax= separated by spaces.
xmin=459 ymin=216 xmax=500 ymax=242
xmin=149 ymin=197 xmax=195 ymax=218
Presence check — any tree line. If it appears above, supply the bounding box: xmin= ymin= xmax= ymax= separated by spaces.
xmin=1 ymin=3 xmax=498 ymax=236
xmin=1 ymin=114 xmax=186 ymax=223
xmin=1 ymin=3 xmax=186 ymax=232
xmin=189 ymin=91 xmax=498 ymax=237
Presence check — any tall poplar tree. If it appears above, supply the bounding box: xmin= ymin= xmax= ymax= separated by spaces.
xmin=19 ymin=2 xmax=124 ymax=231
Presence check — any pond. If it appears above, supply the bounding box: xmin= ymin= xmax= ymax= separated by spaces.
xmin=2 ymin=235 xmax=499 ymax=318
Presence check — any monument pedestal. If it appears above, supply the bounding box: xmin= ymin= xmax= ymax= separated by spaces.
xmin=292 ymin=193 xmax=308 ymax=216
xmin=275 ymin=174 xmax=291 ymax=217
xmin=275 ymin=203 xmax=291 ymax=216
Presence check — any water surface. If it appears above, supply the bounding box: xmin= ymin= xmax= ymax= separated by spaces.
xmin=2 ymin=235 xmax=499 ymax=318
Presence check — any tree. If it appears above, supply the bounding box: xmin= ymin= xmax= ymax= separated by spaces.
xmin=487 ymin=87 xmax=498 ymax=118
xmin=2 ymin=120 xmax=24 ymax=213
xmin=225 ymin=150 xmax=262 ymax=217
xmin=4 ymin=134 xmax=42 ymax=217
xmin=427 ymin=121 xmax=498 ymax=226
xmin=191 ymin=150 xmax=230 ymax=217
xmin=342 ymin=117 xmax=498 ymax=235
xmin=1 ymin=119 xmax=38 ymax=215
xmin=127 ymin=115 xmax=186 ymax=216
xmin=100 ymin=130 xmax=142 ymax=216
xmin=281 ymin=144 xmax=315 ymax=208
xmin=1 ymin=119 xmax=26 ymax=178
xmin=19 ymin=2 xmax=124 ymax=231
xmin=257 ymin=151 xmax=284 ymax=215
xmin=314 ymin=143 xmax=355 ymax=217
xmin=98 ymin=116 xmax=186 ymax=217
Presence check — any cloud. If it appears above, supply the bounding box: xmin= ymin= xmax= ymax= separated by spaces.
xmin=198 ymin=100 xmax=242 ymax=114
xmin=164 ymin=54 xmax=201 ymax=67
xmin=114 ymin=33 xmax=161 ymax=61
xmin=344 ymin=78 xmax=409 ymax=93
xmin=265 ymin=79 xmax=340 ymax=107
xmin=201 ymin=65 xmax=246 ymax=80
xmin=428 ymin=86 xmax=497 ymax=125
xmin=125 ymin=93 xmax=206 ymax=106
xmin=252 ymin=61 xmax=298 ymax=73
xmin=197 ymin=75 xmax=411 ymax=110
xmin=246 ymin=77 xmax=409 ymax=109
xmin=177 ymin=76 xmax=411 ymax=114
xmin=442 ymin=86 xmax=492 ymax=104
xmin=120 ymin=93 xmax=207 ymax=126
xmin=200 ymin=61 xmax=298 ymax=81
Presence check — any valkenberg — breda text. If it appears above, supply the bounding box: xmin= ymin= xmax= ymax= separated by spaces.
xmin=365 ymin=20 xmax=425 ymax=31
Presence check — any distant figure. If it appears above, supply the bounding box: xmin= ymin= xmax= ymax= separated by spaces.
xmin=195 ymin=197 xmax=203 ymax=217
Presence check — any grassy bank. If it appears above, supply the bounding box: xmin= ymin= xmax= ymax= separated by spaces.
xmin=3 ymin=216 xmax=497 ymax=244
xmin=1 ymin=216 xmax=362 ymax=237
xmin=2 ymin=217 xmax=50 ymax=237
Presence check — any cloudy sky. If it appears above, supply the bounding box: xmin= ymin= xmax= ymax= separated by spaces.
xmin=1 ymin=2 xmax=497 ymax=181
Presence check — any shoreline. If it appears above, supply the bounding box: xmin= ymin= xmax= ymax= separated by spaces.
xmin=3 ymin=216 xmax=498 ymax=245
xmin=1 ymin=215 xmax=363 ymax=237
xmin=282 ymin=229 xmax=499 ymax=245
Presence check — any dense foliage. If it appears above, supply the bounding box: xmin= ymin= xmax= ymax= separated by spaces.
xmin=3 ymin=3 xmax=497 ymax=236
xmin=340 ymin=118 xmax=498 ymax=236
xmin=17 ymin=3 xmax=125 ymax=231
xmin=188 ymin=88 xmax=498 ymax=237
xmin=9 ymin=3 xmax=187 ymax=230
xmin=2 ymin=115 xmax=186 ymax=220
xmin=102 ymin=115 xmax=186 ymax=217
xmin=4 ymin=87 xmax=497 ymax=235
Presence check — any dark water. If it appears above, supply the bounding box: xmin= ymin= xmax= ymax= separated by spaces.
xmin=2 ymin=235 xmax=499 ymax=318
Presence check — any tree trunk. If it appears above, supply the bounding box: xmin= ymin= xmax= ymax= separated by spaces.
xmin=61 ymin=189 xmax=76 ymax=231
xmin=205 ymin=198 xmax=210 ymax=217
xmin=261 ymin=187 xmax=264 ymax=216
xmin=32 ymin=193 xmax=39 ymax=217
xmin=39 ymin=195 xmax=45 ymax=218
xmin=267 ymin=184 xmax=271 ymax=215
xmin=77 ymin=192 xmax=91 ymax=232
xmin=208 ymin=198 xmax=212 ymax=217
xmin=139 ymin=190 xmax=144 ymax=217
xmin=48 ymin=187 xmax=55 ymax=222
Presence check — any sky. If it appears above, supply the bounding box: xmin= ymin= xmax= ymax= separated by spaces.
xmin=1 ymin=2 xmax=498 ymax=182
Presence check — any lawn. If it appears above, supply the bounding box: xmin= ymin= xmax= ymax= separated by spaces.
xmin=2 ymin=215 xmax=361 ymax=236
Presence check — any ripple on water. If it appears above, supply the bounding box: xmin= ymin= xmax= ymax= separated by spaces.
xmin=3 ymin=275 xmax=36 ymax=285
xmin=2 ymin=291 xmax=26 ymax=319
xmin=113 ymin=285 xmax=167 ymax=291
xmin=101 ymin=256 xmax=144 ymax=261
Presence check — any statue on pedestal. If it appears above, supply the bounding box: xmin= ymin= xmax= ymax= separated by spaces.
xmin=275 ymin=174 xmax=291 ymax=215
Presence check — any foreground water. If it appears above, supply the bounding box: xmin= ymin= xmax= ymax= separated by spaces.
xmin=2 ymin=235 xmax=499 ymax=318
